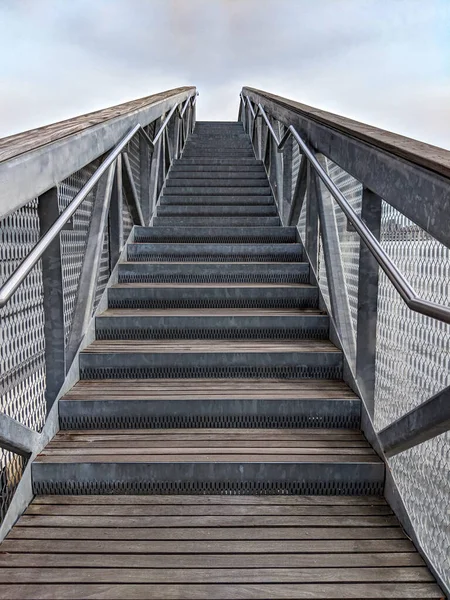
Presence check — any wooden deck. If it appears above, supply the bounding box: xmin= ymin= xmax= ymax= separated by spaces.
xmin=0 ymin=495 xmax=443 ymax=599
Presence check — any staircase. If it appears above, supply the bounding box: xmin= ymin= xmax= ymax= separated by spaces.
xmin=1 ymin=122 xmax=443 ymax=599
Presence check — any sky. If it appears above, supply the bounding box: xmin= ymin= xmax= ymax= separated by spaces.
xmin=0 ymin=0 xmax=449 ymax=148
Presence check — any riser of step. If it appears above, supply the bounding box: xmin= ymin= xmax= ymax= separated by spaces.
xmin=32 ymin=462 xmax=384 ymax=496
xmin=159 ymin=196 xmax=274 ymax=205
xmin=152 ymin=217 xmax=281 ymax=227
xmin=108 ymin=286 xmax=319 ymax=310
xmin=79 ymin=352 xmax=343 ymax=380
xmin=118 ymin=262 xmax=310 ymax=284
xmin=59 ymin=399 xmax=360 ymax=430
xmin=95 ymin=315 xmax=329 ymax=341
xmin=157 ymin=207 xmax=277 ymax=218
xmin=170 ymin=165 xmax=265 ymax=173
xmin=134 ymin=226 xmax=297 ymax=243
xmin=182 ymin=153 xmax=256 ymax=159
xmin=127 ymin=243 xmax=303 ymax=262
xmin=165 ymin=179 xmax=268 ymax=187
xmin=168 ymin=172 xmax=267 ymax=179
xmin=174 ymin=158 xmax=261 ymax=165
xmin=185 ymin=141 xmax=252 ymax=148
xmin=163 ymin=187 xmax=271 ymax=196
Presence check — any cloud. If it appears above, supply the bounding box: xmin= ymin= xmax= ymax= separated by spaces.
xmin=0 ymin=0 xmax=448 ymax=147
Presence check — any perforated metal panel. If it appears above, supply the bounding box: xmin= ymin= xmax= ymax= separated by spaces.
xmin=0 ymin=198 xmax=46 ymax=433
xmin=58 ymin=160 xmax=101 ymax=345
xmin=389 ymin=433 xmax=450 ymax=586
xmin=127 ymin=136 xmax=141 ymax=203
xmin=0 ymin=449 xmax=26 ymax=523
xmin=374 ymin=203 xmax=450 ymax=429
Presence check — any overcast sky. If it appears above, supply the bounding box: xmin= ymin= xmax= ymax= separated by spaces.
xmin=1 ymin=0 xmax=449 ymax=148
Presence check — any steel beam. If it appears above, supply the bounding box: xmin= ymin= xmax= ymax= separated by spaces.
xmin=315 ymin=159 xmax=357 ymax=365
xmin=139 ymin=134 xmax=151 ymax=225
xmin=37 ymin=186 xmax=66 ymax=412
xmin=244 ymin=88 xmax=450 ymax=250
xmin=0 ymin=413 xmax=39 ymax=456
xmin=287 ymin=155 xmax=307 ymax=226
xmin=122 ymin=152 xmax=145 ymax=226
xmin=66 ymin=162 xmax=116 ymax=366
xmin=109 ymin=154 xmax=123 ymax=268
xmin=379 ymin=385 xmax=450 ymax=457
xmin=0 ymin=89 xmax=195 ymax=221
xmin=304 ymin=162 xmax=319 ymax=275
xmin=356 ymin=188 xmax=382 ymax=416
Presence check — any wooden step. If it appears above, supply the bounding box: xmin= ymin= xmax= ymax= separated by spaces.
xmin=58 ymin=378 xmax=360 ymax=430
xmin=32 ymin=429 xmax=384 ymax=495
xmin=3 ymin=494 xmax=441 ymax=599
xmin=78 ymin=339 xmax=343 ymax=380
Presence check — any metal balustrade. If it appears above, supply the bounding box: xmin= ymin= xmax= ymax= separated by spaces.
xmin=0 ymin=86 xmax=197 ymax=522
xmin=240 ymin=88 xmax=450 ymax=590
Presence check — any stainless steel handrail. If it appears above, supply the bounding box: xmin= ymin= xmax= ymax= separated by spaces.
xmin=242 ymin=94 xmax=450 ymax=325
xmin=0 ymin=93 xmax=196 ymax=308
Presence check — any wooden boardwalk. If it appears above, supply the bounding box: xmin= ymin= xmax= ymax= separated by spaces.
xmin=0 ymin=495 xmax=443 ymax=599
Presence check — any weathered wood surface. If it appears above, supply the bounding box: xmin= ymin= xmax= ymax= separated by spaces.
xmin=36 ymin=428 xmax=380 ymax=464
xmin=62 ymin=377 xmax=358 ymax=401
xmin=83 ymin=339 xmax=341 ymax=353
xmin=0 ymin=496 xmax=442 ymax=599
xmin=0 ymin=87 xmax=194 ymax=163
xmin=244 ymin=86 xmax=450 ymax=179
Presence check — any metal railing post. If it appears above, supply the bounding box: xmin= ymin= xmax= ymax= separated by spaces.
xmin=304 ymin=161 xmax=319 ymax=276
xmin=356 ymin=187 xmax=382 ymax=416
xmin=109 ymin=153 xmax=123 ymax=267
xmin=139 ymin=133 xmax=151 ymax=225
xmin=37 ymin=186 xmax=66 ymax=413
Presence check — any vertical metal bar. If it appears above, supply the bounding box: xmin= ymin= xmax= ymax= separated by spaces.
xmin=139 ymin=134 xmax=151 ymax=225
xmin=66 ymin=162 xmax=116 ymax=366
xmin=287 ymin=155 xmax=307 ymax=226
xmin=316 ymin=161 xmax=357 ymax=363
xmin=37 ymin=186 xmax=66 ymax=413
xmin=149 ymin=131 xmax=163 ymax=216
xmin=356 ymin=187 xmax=382 ymax=416
xmin=281 ymin=130 xmax=293 ymax=225
xmin=304 ymin=161 xmax=319 ymax=275
xmin=273 ymin=121 xmax=284 ymax=223
xmin=109 ymin=153 xmax=123 ymax=268
xmin=122 ymin=152 xmax=145 ymax=226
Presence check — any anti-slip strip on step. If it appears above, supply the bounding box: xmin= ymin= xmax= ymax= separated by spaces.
xmin=32 ymin=479 xmax=384 ymax=496
xmin=95 ymin=327 xmax=329 ymax=341
xmin=60 ymin=413 xmax=361 ymax=430
xmin=127 ymin=254 xmax=303 ymax=263
xmin=108 ymin=298 xmax=319 ymax=310
xmin=80 ymin=365 xmax=343 ymax=380
xmin=118 ymin=274 xmax=309 ymax=284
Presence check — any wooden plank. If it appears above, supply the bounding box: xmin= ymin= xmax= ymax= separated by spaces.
xmin=0 ymin=566 xmax=434 ymax=583
xmin=7 ymin=526 xmax=408 ymax=540
xmin=35 ymin=453 xmax=380 ymax=463
xmin=16 ymin=515 xmax=400 ymax=528
xmin=39 ymin=447 xmax=376 ymax=456
xmin=47 ymin=440 xmax=371 ymax=449
xmin=0 ymin=538 xmax=415 ymax=554
xmin=84 ymin=339 xmax=341 ymax=353
xmin=0 ymin=88 xmax=193 ymax=163
xmin=32 ymin=494 xmax=387 ymax=505
xmin=244 ymin=86 xmax=450 ymax=180
xmin=0 ymin=553 xmax=424 ymax=569
xmin=24 ymin=504 xmax=392 ymax=517
xmin=0 ymin=583 xmax=443 ymax=599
